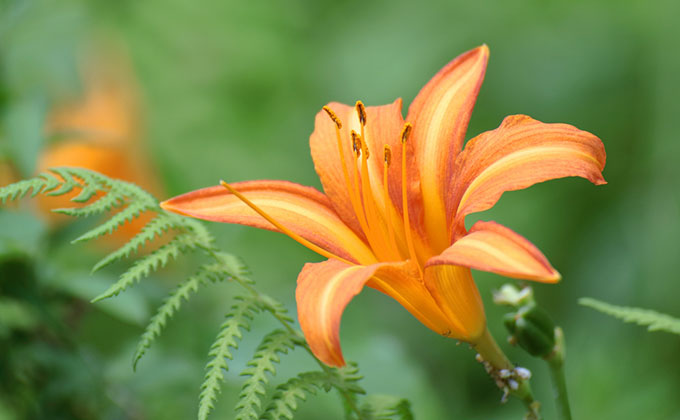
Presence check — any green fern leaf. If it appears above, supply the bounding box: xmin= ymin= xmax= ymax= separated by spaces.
xmin=53 ymin=190 xmax=126 ymax=217
xmin=71 ymin=202 xmax=154 ymax=243
xmin=133 ymin=264 xmax=226 ymax=369
xmin=91 ymin=214 xmax=177 ymax=272
xmin=199 ymin=296 xmax=262 ymax=420
xmin=91 ymin=234 xmax=202 ymax=302
xmin=0 ymin=174 xmax=57 ymax=203
xmin=235 ymin=329 xmax=298 ymax=420
xmin=579 ymin=298 xmax=680 ymax=335
xmin=360 ymin=395 xmax=414 ymax=420
xmin=261 ymin=372 xmax=328 ymax=420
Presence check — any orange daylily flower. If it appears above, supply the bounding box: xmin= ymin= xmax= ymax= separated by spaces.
xmin=161 ymin=46 xmax=606 ymax=367
xmin=37 ymin=44 xmax=161 ymax=244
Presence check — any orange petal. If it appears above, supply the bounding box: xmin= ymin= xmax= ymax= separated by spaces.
xmin=406 ymin=45 xmax=490 ymax=253
xmin=310 ymin=100 xmax=430 ymax=260
xmin=160 ymin=180 xmax=375 ymax=264
xmin=451 ymin=114 xmax=606 ymax=233
xmin=310 ymin=100 xmax=407 ymax=233
xmin=422 ymin=264 xmax=486 ymax=342
xmin=296 ymin=259 xmax=385 ymax=367
xmin=427 ymin=221 xmax=560 ymax=282
xmin=367 ymin=261 xmax=460 ymax=337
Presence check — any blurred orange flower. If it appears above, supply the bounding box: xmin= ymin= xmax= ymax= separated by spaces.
xmin=37 ymin=44 xmax=160 ymax=244
xmin=161 ymin=46 xmax=606 ymax=366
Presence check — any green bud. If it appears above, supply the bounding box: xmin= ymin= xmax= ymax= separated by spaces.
xmin=504 ymin=304 xmax=556 ymax=358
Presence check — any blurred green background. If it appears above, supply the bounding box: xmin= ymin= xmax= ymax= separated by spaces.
xmin=1 ymin=0 xmax=679 ymax=418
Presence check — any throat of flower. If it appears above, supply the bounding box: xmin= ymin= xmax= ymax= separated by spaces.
xmin=322 ymin=104 xmax=422 ymax=268
xmin=219 ymin=180 xmax=353 ymax=264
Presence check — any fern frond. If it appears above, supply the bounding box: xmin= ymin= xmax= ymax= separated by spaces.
xmin=91 ymin=215 xmax=176 ymax=272
xmin=198 ymin=296 xmax=262 ymax=420
xmin=235 ymin=329 xmax=298 ymax=420
xmin=261 ymin=372 xmax=328 ymax=420
xmin=71 ymin=203 xmax=154 ymax=243
xmin=579 ymin=298 xmax=680 ymax=335
xmin=360 ymin=395 xmax=414 ymax=420
xmin=53 ymin=189 xmax=126 ymax=217
xmin=0 ymin=173 xmax=58 ymax=204
xmin=133 ymin=264 xmax=224 ymax=369
xmin=91 ymin=233 xmax=203 ymax=302
xmin=256 ymin=294 xmax=295 ymax=327
xmin=327 ymin=363 xmax=366 ymax=396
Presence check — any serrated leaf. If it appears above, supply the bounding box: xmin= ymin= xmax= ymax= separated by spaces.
xmin=199 ymin=296 xmax=262 ymax=420
xmin=133 ymin=263 xmax=234 ymax=369
xmin=360 ymin=395 xmax=414 ymax=420
xmin=91 ymin=234 xmax=200 ymax=302
xmin=91 ymin=214 xmax=176 ymax=272
xmin=579 ymin=297 xmax=680 ymax=335
xmin=261 ymin=372 xmax=328 ymax=420
xmin=235 ymin=329 xmax=299 ymax=420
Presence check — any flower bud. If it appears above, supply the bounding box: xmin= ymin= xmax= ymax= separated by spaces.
xmin=504 ymin=304 xmax=556 ymax=357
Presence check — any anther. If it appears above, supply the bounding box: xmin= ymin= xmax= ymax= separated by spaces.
xmin=400 ymin=123 xmax=413 ymax=143
xmin=351 ymin=130 xmax=362 ymax=156
xmin=322 ymin=106 xmax=342 ymax=129
xmin=355 ymin=101 xmax=367 ymax=125
xmin=383 ymin=145 xmax=392 ymax=166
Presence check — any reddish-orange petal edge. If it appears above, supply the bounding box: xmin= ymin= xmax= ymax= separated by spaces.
xmin=296 ymin=259 xmax=390 ymax=367
xmin=160 ymin=180 xmax=375 ymax=265
xmin=406 ymin=45 xmax=490 ymax=253
xmin=451 ymin=115 xmax=606 ymax=234
xmin=427 ymin=221 xmax=560 ymax=282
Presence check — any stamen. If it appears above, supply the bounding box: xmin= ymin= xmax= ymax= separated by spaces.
xmin=220 ymin=180 xmax=353 ymax=265
xmin=383 ymin=145 xmax=398 ymax=257
xmin=324 ymin=107 xmax=370 ymax=238
xmin=400 ymin=123 xmax=421 ymax=272
xmin=355 ymin=101 xmax=367 ymax=126
xmin=322 ymin=106 xmax=342 ymax=129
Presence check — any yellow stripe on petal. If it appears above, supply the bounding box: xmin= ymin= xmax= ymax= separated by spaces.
xmin=422 ymin=265 xmax=486 ymax=342
xmin=427 ymin=221 xmax=560 ymax=282
xmin=451 ymin=115 xmax=606 ymax=232
xmin=161 ymin=180 xmax=376 ymax=265
xmin=406 ymin=45 xmax=489 ymax=253
xmin=296 ymin=260 xmax=384 ymax=367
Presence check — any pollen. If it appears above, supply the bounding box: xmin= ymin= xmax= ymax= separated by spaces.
xmin=355 ymin=101 xmax=367 ymax=125
xmin=322 ymin=106 xmax=342 ymax=129
xmin=351 ymin=130 xmax=362 ymax=156
xmin=383 ymin=145 xmax=392 ymax=166
xmin=401 ymin=123 xmax=413 ymax=143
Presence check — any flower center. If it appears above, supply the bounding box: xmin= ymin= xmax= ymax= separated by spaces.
xmin=325 ymin=103 xmax=422 ymax=270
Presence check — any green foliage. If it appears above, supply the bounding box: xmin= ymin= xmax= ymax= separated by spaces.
xmin=199 ymin=296 xmax=262 ymax=420
xmin=0 ymin=168 xmax=412 ymax=420
xmin=360 ymin=395 xmax=414 ymax=420
xmin=579 ymin=298 xmax=680 ymax=335
xmin=235 ymin=329 xmax=299 ymax=420
xmin=262 ymin=372 xmax=326 ymax=420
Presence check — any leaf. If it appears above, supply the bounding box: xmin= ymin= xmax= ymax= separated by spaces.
xmin=579 ymin=297 xmax=680 ymax=335
xmin=261 ymin=372 xmax=327 ymax=420
xmin=360 ymin=395 xmax=414 ymax=420
xmin=198 ymin=296 xmax=262 ymax=420
xmin=235 ymin=329 xmax=299 ymax=420
xmin=91 ymin=233 xmax=202 ymax=302
xmin=133 ymin=265 xmax=225 ymax=369
xmin=91 ymin=214 xmax=176 ymax=272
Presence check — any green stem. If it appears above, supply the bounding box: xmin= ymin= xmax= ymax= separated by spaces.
xmin=473 ymin=328 xmax=541 ymax=419
xmin=545 ymin=328 xmax=571 ymax=420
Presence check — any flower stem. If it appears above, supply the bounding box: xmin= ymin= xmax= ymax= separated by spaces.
xmin=473 ymin=328 xmax=541 ymax=419
xmin=545 ymin=328 xmax=571 ymax=420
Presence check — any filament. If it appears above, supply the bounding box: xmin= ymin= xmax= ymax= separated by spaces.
xmin=220 ymin=180 xmax=353 ymax=264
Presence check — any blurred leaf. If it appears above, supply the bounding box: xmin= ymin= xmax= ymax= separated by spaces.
xmin=580 ymin=297 xmax=680 ymax=335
